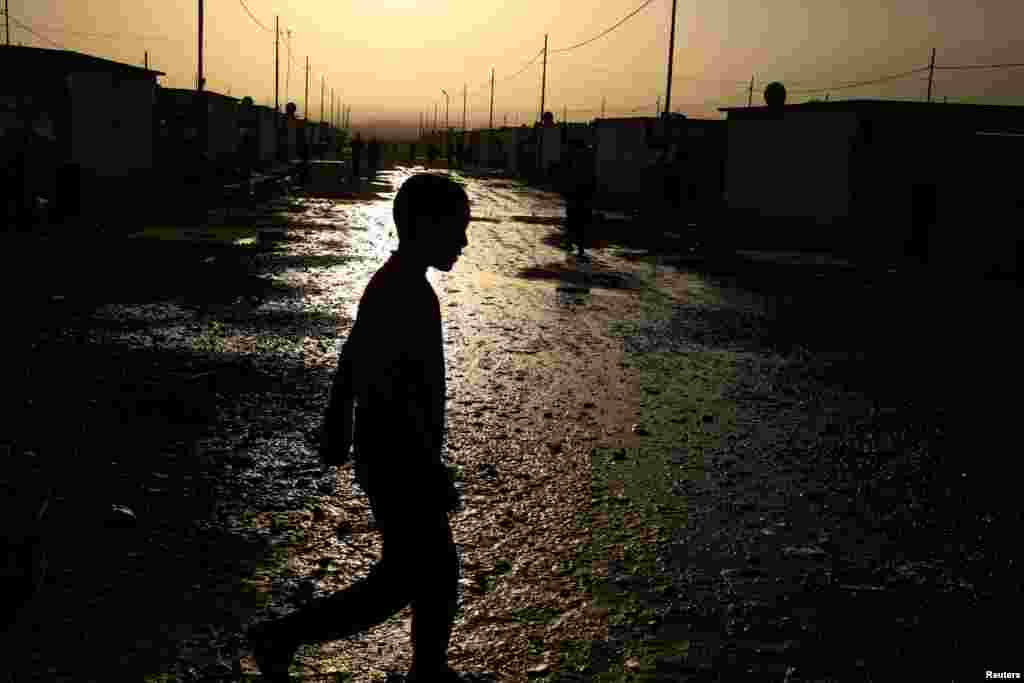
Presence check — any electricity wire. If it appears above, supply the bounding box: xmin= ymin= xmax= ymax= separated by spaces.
xmin=784 ymin=67 xmax=929 ymax=94
xmin=239 ymin=0 xmax=273 ymax=33
xmin=935 ymin=62 xmax=1024 ymax=71
xmin=550 ymin=0 xmax=660 ymax=53
xmin=7 ymin=15 xmax=65 ymax=49
xmin=9 ymin=24 xmax=174 ymax=41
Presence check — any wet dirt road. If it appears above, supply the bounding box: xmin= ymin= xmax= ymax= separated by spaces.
xmin=5 ymin=163 xmax=1017 ymax=681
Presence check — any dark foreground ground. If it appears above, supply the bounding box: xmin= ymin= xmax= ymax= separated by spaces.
xmin=2 ymin=167 xmax=1021 ymax=681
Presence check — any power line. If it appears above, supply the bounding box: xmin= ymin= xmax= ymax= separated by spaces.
xmin=673 ymin=73 xmax=753 ymax=85
xmin=784 ymin=67 xmax=929 ymax=94
xmin=550 ymin=0 xmax=660 ymax=53
xmin=10 ymin=24 xmax=174 ymax=41
xmin=7 ymin=15 xmax=64 ymax=49
xmin=935 ymin=62 xmax=1024 ymax=71
xmin=239 ymin=0 xmax=273 ymax=32
xmin=501 ymin=47 xmax=545 ymax=82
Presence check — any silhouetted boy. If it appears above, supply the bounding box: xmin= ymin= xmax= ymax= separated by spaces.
xmin=248 ymin=174 xmax=471 ymax=683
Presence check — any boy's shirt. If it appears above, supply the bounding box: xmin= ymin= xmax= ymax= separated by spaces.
xmin=349 ymin=250 xmax=446 ymax=479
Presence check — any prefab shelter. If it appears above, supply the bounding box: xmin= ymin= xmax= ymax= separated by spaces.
xmin=468 ymin=129 xmax=507 ymax=168
xmin=495 ymin=126 xmax=536 ymax=175
xmin=237 ymin=105 xmax=278 ymax=165
xmin=156 ymin=87 xmax=240 ymax=169
xmin=0 ymin=46 xmax=164 ymax=225
xmin=647 ymin=116 xmax=727 ymax=225
xmin=538 ymin=125 xmax=562 ymax=173
xmin=719 ymin=99 xmax=1024 ymax=272
xmin=592 ymin=117 xmax=660 ymax=202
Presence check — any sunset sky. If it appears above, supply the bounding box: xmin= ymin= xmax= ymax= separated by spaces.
xmin=8 ymin=0 xmax=1024 ymax=128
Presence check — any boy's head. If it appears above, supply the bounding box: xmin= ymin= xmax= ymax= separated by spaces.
xmin=393 ymin=173 xmax=471 ymax=272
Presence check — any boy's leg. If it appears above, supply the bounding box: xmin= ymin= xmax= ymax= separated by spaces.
xmin=408 ymin=513 xmax=460 ymax=677
xmin=277 ymin=538 xmax=416 ymax=642
xmin=249 ymin=492 xmax=419 ymax=677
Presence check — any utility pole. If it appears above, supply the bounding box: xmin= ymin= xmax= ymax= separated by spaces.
xmin=304 ymin=56 xmax=309 ymax=121
xmin=286 ymin=29 xmax=292 ymax=104
xmin=463 ymin=84 xmax=467 ymax=132
xmin=197 ymin=0 xmax=204 ymax=90
xmin=330 ymin=89 xmax=334 ymax=130
xmin=274 ymin=16 xmax=279 ymax=112
xmin=537 ymin=34 xmax=548 ymax=177
xmin=5 ymin=0 xmax=9 ymax=47
xmin=539 ymin=34 xmax=548 ymax=122
xmin=927 ymin=47 xmax=936 ymax=102
xmin=563 ymin=104 xmax=567 ymax=123
xmin=663 ymin=0 xmax=678 ymax=116
xmin=489 ymin=68 xmax=495 ymax=130
xmin=144 ymin=51 xmax=148 ymax=69
xmin=748 ymin=75 xmax=754 ymax=106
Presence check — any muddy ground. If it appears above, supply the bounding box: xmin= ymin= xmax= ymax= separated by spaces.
xmin=3 ymin=162 xmax=1020 ymax=682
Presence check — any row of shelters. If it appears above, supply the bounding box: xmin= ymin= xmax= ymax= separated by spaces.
xmin=1 ymin=46 xmax=342 ymax=228
xmin=461 ymin=95 xmax=1022 ymax=277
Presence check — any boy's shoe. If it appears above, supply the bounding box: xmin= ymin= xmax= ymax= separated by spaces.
xmin=247 ymin=620 xmax=298 ymax=681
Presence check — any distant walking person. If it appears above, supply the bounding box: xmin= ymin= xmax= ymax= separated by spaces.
xmin=349 ymin=133 xmax=364 ymax=182
xmin=367 ymin=138 xmax=381 ymax=175
xmin=248 ymin=174 xmax=471 ymax=683
xmin=562 ymin=140 xmax=597 ymax=257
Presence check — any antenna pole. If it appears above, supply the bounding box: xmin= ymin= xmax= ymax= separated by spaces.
xmin=926 ymin=47 xmax=936 ymax=102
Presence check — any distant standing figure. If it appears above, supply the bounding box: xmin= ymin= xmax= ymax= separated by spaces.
xmin=248 ymin=174 xmax=472 ymax=683
xmin=409 ymin=142 xmax=417 ymax=165
xmin=562 ymin=140 xmax=597 ymax=257
xmin=368 ymin=138 xmax=381 ymax=175
xmin=349 ymin=133 xmax=365 ymax=181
